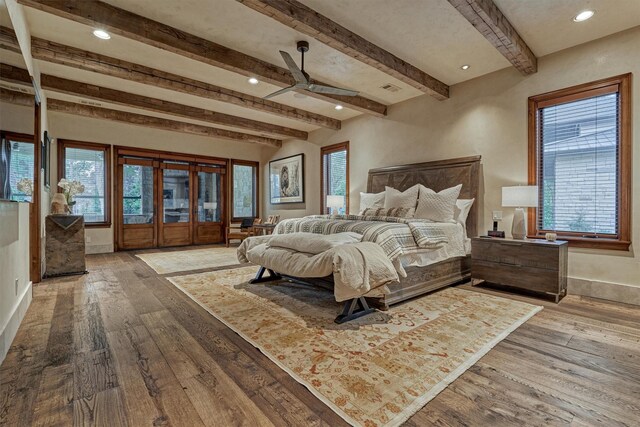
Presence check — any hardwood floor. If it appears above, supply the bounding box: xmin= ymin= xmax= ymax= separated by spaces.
xmin=1 ymin=249 xmax=639 ymax=426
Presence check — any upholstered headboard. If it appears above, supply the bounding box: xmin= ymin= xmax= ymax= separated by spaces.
xmin=367 ymin=155 xmax=481 ymax=237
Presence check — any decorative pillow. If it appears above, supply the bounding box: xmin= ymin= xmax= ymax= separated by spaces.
xmin=361 ymin=207 xmax=416 ymax=218
xmin=454 ymin=198 xmax=475 ymax=226
xmin=358 ymin=191 xmax=385 ymax=214
xmin=415 ymin=184 xmax=462 ymax=222
xmin=384 ymin=184 xmax=420 ymax=209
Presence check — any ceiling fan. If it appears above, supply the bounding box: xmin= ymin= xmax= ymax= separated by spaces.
xmin=264 ymin=41 xmax=359 ymax=99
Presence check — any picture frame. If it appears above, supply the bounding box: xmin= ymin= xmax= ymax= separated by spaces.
xmin=41 ymin=130 xmax=51 ymax=188
xmin=269 ymin=153 xmax=304 ymax=204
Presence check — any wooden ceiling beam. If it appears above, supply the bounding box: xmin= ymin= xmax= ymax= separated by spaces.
xmin=446 ymin=0 xmax=537 ymax=74
xmin=0 ymin=64 xmax=282 ymax=147
xmin=0 ymin=87 xmax=35 ymax=107
xmin=237 ymin=0 xmax=449 ymax=100
xmin=0 ymin=26 xmax=339 ymax=130
xmin=0 ymin=62 xmax=305 ymax=139
xmin=16 ymin=0 xmax=387 ymax=116
xmin=48 ymin=99 xmax=282 ymax=147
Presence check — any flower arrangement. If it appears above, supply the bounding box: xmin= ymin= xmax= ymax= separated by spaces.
xmin=17 ymin=178 xmax=33 ymax=196
xmin=56 ymin=178 xmax=85 ymax=207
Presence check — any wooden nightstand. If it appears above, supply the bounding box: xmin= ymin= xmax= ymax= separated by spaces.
xmin=471 ymin=237 xmax=568 ymax=302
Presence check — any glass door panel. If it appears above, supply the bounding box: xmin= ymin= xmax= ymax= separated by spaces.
xmin=118 ymin=161 xmax=157 ymax=250
xmin=197 ymin=171 xmax=221 ymax=222
xmin=193 ymin=168 xmax=224 ymax=244
xmin=159 ymin=166 xmax=192 ymax=246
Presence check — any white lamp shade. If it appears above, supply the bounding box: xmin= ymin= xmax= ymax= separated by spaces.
xmin=502 ymin=186 xmax=538 ymax=208
xmin=326 ymin=195 xmax=345 ymax=209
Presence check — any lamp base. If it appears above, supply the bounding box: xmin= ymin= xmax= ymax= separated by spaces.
xmin=511 ymin=208 xmax=527 ymax=240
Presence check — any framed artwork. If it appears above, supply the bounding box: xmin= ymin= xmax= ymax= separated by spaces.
xmin=270 ymin=153 xmax=304 ymax=204
xmin=41 ymin=130 xmax=51 ymax=188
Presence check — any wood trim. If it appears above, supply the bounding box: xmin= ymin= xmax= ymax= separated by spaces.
xmin=2 ymin=128 xmax=41 ymax=282
xmin=48 ymin=99 xmax=282 ymax=147
xmin=238 ymin=0 xmax=449 ymax=100
xmin=114 ymin=145 xmax=227 ymax=166
xmin=230 ymin=159 xmax=260 ymax=221
xmin=57 ymin=139 xmax=112 ymax=228
xmin=320 ymin=141 xmax=349 ymax=214
xmin=527 ymin=73 xmax=632 ymax=251
xmin=0 ymin=26 xmax=340 ymax=130
xmin=15 ymin=1 xmax=387 ymax=116
xmin=38 ymin=72 xmax=307 ymax=140
xmin=446 ymin=0 xmax=537 ymax=75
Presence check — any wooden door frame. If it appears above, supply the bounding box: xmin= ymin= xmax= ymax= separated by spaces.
xmin=114 ymin=156 xmax=159 ymax=251
xmin=192 ymin=165 xmax=226 ymax=244
xmin=1 ymin=122 xmax=41 ymax=283
xmin=158 ymin=162 xmax=193 ymax=247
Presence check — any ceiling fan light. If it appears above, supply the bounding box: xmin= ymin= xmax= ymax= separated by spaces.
xmin=573 ymin=10 xmax=595 ymax=22
xmin=92 ymin=29 xmax=111 ymax=40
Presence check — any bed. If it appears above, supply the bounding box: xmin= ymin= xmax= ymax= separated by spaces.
xmin=243 ymin=155 xmax=481 ymax=317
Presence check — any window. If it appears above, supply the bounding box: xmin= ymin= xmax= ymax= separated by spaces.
xmin=321 ymin=142 xmax=349 ymax=214
xmin=58 ymin=140 xmax=111 ymax=227
xmin=231 ymin=160 xmax=258 ymax=219
xmin=0 ymin=132 xmax=35 ymax=202
xmin=528 ymin=74 xmax=631 ymax=250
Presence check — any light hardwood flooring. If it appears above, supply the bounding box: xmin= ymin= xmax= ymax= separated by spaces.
xmin=1 ymin=248 xmax=639 ymax=426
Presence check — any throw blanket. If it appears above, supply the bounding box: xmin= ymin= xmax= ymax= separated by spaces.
xmin=275 ymin=215 xmax=450 ymax=263
xmin=238 ymin=235 xmax=398 ymax=302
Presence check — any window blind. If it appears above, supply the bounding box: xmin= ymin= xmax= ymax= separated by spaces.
xmin=323 ymin=149 xmax=347 ymax=214
xmin=8 ymin=140 xmax=35 ymax=202
xmin=65 ymin=147 xmax=106 ymax=223
xmin=233 ymin=163 xmax=256 ymax=218
xmin=537 ymin=89 xmax=619 ymax=236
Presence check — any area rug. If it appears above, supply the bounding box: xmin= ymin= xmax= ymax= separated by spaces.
xmin=169 ymin=266 xmax=542 ymax=427
xmin=136 ymin=247 xmax=241 ymax=274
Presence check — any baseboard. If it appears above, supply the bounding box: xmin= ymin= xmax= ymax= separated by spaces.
xmin=86 ymin=243 xmax=113 ymax=254
xmin=568 ymin=277 xmax=640 ymax=306
xmin=0 ymin=281 xmax=33 ymax=365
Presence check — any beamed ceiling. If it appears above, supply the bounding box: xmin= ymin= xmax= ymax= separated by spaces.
xmin=1 ymin=0 xmax=639 ymax=147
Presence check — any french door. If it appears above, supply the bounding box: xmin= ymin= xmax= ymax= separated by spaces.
xmin=115 ymin=148 xmax=226 ymax=250
xmin=116 ymin=158 xmax=158 ymax=250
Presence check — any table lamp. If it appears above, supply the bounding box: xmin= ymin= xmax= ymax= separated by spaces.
xmin=502 ymin=186 xmax=538 ymax=239
xmin=326 ymin=195 xmax=345 ymax=215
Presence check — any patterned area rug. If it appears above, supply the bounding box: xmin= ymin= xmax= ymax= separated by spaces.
xmin=169 ymin=266 xmax=542 ymax=427
xmin=136 ymin=247 xmax=241 ymax=274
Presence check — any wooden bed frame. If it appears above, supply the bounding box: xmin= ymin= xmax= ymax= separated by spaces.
xmin=250 ymin=155 xmax=481 ymax=322
xmin=366 ymin=155 xmax=481 ymax=310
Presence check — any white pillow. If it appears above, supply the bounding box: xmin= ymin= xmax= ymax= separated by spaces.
xmin=359 ymin=191 xmax=385 ymax=214
xmin=384 ymin=184 xmax=420 ymax=209
xmin=415 ymin=184 xmax=462 ymax=222
xmin=455 ymin=198 xmax=475 ymax=226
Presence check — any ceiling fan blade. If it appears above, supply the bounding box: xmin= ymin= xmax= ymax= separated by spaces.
xmin=307 ymin=84 xmax=359 ymax=97
xmin=280 ymin=51 xmax=308 ymax=84
xmin=263 ymin=85 xmax=298 ymax=99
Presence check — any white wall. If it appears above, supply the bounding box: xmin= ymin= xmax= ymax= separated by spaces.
xmin=264 ymin=27 xmax=640 ymax=297
xmin=0 ymin=202 xmax=31 ymax=363
xmin=48 ymin=112 xmax=267 ymax=253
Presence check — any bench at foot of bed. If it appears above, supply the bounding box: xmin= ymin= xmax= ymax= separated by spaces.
xmin=248 ymin=266 xmax=376 ymax=324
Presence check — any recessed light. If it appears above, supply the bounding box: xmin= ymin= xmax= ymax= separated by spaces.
xmin=334 ymin=105 xmax=343 ymax=110
xmin=573 ymin=10 xmax=595 ymax=22
xmin=92 ymin=29 xmax=111 ymax=40
xmin=461 ymin=64 xmax=470 ymax=70
xmin=293 ymin=93 xmax=307 ymax=99
xmin=248 ymin=77 xmax=259 ymax=85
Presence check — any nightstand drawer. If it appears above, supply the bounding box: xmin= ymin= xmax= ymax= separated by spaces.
xmin=472 ymin=260 xmax=560 ymax=294
xmin=472 ymin=239 xmax=559 ymax=270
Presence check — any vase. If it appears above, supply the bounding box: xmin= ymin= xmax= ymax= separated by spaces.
xmin=51 ymin=193 xmax=70 ymax=215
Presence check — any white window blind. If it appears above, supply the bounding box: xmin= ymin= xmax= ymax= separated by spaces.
xmin=233 ymin=163 xmax=256 ymax=218
xmin=322 ymin=148 xmax=347 ymax=214
xmin=65 ymin=147 xmax=106 ymax=223
xmin=538 ymin=90 xmax=619 ymax=236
